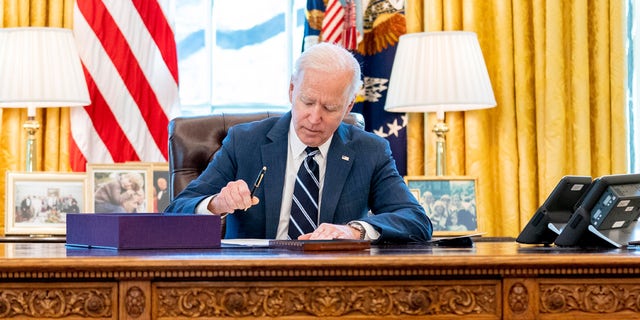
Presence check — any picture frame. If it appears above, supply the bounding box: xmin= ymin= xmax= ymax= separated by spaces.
xmin=87 ymin=163 xmax=153 ymax=213
xmin=150 ymin=162 xmax=170 ymax=213
xmin=405 ymin=176 xmax=479 ymax=236
xmin=5 ymin=172 xmax=88 ymax=236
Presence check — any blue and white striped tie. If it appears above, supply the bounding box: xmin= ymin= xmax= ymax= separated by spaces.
xmin=288 ymin=147 xmax=320 ymax=239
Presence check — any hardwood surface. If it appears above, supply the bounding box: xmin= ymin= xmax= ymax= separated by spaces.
xmin=0 ymin=241 xmax=640 ymax=319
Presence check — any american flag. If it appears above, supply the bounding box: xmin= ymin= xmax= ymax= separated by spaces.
xmin=70 ymin=0 xmax=179 ymax=171
xmin=321 ymin=0 xmax=358 ymax=50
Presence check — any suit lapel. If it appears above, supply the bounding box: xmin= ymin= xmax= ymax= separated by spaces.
xmin=261 ymin=114 xmax=291 ymax=238
xmin=320 ymin=124 xmax=354 ymax=223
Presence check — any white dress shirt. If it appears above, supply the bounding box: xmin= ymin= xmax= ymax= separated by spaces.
xmin=274 ymin=121 xmax=331 ymax=239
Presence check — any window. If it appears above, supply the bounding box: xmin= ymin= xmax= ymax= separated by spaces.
xmin=174 ymin=0 xmax=305 ymax=116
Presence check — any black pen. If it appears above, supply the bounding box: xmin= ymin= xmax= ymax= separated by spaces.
xmin=245 ymin=166 xmax=266 ymax=211
xmin=250 ymin=166 xmax=267 ymax=197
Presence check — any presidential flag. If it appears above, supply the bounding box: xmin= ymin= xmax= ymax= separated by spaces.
xmin=70 ymin=0 xmax=179 ymax=171
xmin=304 ymin=0 xmax=408 ymax=175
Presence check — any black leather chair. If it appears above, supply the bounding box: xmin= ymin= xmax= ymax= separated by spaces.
xmin=168 ymin=111 xmax=365 ymax=200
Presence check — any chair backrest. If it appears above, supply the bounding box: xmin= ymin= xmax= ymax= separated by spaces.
xmin=168 ymin=111 xmax=365 ymax=200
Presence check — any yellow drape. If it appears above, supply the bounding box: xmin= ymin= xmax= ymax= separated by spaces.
xmin=406 ymin=0 xmax=627 ymax=237
xmin=0 ymin=0 xmax=74 ymax=233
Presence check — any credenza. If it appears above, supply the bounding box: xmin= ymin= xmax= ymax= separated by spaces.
xmin=1 ymin=240 xmax=640 ymax=319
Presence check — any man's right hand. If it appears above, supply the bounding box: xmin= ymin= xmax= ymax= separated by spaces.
xmin=207 ymin=180 xmax=259 ymax=215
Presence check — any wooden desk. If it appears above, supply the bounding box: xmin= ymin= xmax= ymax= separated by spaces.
xmin=0 ymin=241 xmax=639 ymax=319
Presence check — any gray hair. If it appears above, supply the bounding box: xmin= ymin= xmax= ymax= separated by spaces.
xmin=292 ymin=42 xmax=363 ymax=101
xmin=122 ymin=172 xmax=144 ymax=190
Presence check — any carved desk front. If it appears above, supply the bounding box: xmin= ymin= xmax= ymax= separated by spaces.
xmin=0 ymin=241 xmax=639 ymax=319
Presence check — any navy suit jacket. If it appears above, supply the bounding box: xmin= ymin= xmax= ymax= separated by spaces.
xmin=165 ymin=112 xmax=433 ymax=243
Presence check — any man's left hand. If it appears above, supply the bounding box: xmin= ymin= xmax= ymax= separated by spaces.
xmin=298 ymin=223 xmax=361 ymax=240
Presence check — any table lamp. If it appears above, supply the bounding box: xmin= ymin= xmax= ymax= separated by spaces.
xmin=0 ymin=27 xmax=90 ymax=172
xmin=385 ymin=31 xmax=496 ymax=176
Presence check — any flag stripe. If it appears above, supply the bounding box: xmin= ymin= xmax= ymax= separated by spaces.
xmin=321 ymin=0 xmax=344 ymax=43
xmin=81 ymin=67 xmax=140 ymax=162
xmin=72 ymin=5 xmax=127 ymax=166
xmin=323 ymin=20 xmax=343 ymax=43
xmin=73 ymin=1 xmax=161 ymax=164
xmin=69 ymin=133 xmax=88 ymax=169
xmin=131 ymin=0 xmax=179 ymax=83
xmin=104 ymin=0 xmax=179 ymax=117
xmin=323 ymin=19 xmax=343 ymax=43
xmin=73 ymin=7 xmax=161 ymax=162
xmin=71 ymin=0 xmax=179 ymax=171
xmin=78 ymin=0 xmax=168 ymax=155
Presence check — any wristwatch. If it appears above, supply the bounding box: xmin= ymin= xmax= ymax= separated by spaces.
xmin=348 ymin=222 xmax=366 ymax=240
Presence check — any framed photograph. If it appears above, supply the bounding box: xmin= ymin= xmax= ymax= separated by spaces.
xmin=87 ymin=163 xmax=153 ymax=213
xmin=405 ymin=176 xmax=479 ymax=236
xmin=151 ymin=163 xmax=170 ymax=213
xmin=5 ymin=172 xmax=88 ymax=236
xmin=409 ymin=189 xmax=421 ymax=202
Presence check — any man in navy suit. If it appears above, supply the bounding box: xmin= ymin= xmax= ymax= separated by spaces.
xmin=165 ymin=43 xmax=432 ymax=243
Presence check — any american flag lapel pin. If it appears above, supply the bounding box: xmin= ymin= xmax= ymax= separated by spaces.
xmin=342 ymin=155 xmax=350 ymax=161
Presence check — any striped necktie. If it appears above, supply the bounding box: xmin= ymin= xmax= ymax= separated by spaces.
xmin=288 ymin=147 xmax=320 ymax=239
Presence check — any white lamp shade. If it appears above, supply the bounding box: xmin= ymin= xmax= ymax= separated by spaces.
xmin=385 ymin=31 xmax=496 ymax=113
xmin=0 ymin=27 xmax=90 ymax=109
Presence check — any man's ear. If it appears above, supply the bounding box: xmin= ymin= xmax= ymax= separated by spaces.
xmin=345 ymin=99 xmax=355 ymax=114
xmin=288 ymin=80 xmax=294 ymax=103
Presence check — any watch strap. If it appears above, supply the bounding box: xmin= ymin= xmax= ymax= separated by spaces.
xmin=348 ymin=222 xmax=366 ymax=240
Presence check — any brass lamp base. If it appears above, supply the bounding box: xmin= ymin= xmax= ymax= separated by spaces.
xmin=432 ymin=111 xmax=449 ymax=176
xmin=24 ymin=116 xmax=40 ymax=172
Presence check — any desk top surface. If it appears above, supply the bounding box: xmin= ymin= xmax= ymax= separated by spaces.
xmin=0 ymin=240 xmax=639 ymax=267
xmin=1 ymin=241 xmax=640 ymax=280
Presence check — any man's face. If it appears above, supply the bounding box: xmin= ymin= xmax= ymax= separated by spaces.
xmin=289 ymin=68 xmax=354 ymax=147
xmin=157 ymin=177 xmax=167 ymax=190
